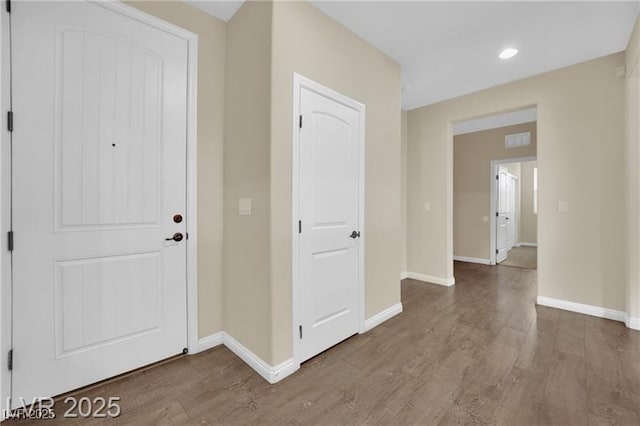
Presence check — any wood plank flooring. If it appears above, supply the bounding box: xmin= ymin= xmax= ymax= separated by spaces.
xmin=8 ymin=261 xmax=640 ymax=425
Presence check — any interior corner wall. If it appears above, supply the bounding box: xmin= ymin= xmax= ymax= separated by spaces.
xmin=223 ymin=0 xmax=273 ymax=361
xmin=453 ymin=123 xmax=536 ymax=260
xmin=269 ymin=1 xmax=402 ymax=365
xmin=401 ymin=110 xmax=408 ymax=275
xmin=408 ymin=52 xmax=626 ymax=312
xmin=626 ymin=15 xmax=640 ymax=322
xmin=125 ymin=1 xmax=226 ymax=338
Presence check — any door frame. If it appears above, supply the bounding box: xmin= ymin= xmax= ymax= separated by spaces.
xmin=0 ymin=0 xmax=199 ymax=411
xmin=291 ymin=73 xmax=366 ymax=368
xmin=489 ymin=156 xmax=536 ymax=265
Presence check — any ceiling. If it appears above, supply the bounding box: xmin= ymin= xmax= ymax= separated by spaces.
xmin=187 ymin=1 xmax=639 ymax=110
xmin=185 ymin=0 xmax=244 ymax=22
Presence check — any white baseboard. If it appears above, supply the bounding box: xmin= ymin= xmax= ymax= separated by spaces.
xmin=518 ymin=242 xmax=537 ymax=247
xmin=363 ymin=303 xmax=403 ymax=332
xmin=400 ymin=271 xmax=408 ymax=280
xmin=453 ymin=256 xmax=491 ymax=265
xmin=194 ymin=332 xmax=298 ymax=384
xmin=626 ymin=315 xmax=640 ymax=331
xmin=221 ymin=333 xmax=298 ymax=384
xmin=537 ymin=296 xmax=625 ymax=322
xmin=406 ymin=271 xmax=455 ymax=287
xmin=197 ymin=332 xmax=224 ymax=352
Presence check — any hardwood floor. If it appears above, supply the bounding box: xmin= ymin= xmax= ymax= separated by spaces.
xmin=9 ymin=262 xmax=640 ymax=425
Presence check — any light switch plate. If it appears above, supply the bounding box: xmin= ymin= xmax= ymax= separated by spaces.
xmin=239 ymin=198 xmax=252 ymax=216
xmin=482 ymin=216 xmax=489 ymax=222
xmin=558 ymin=200 xmax=569 ymax=213
xmin=424 ymin=202 xmax=431 ymax=212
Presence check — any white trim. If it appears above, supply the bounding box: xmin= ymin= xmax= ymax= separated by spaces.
xmin=362 ymin=303 xmax=403 ymax=332
xmin=196 ymin=332 xmax=224 ymax=353
xmin=291 ymin=73 xmax=366 ymax=369
xmin=195 ymin=332 xmax=299 ymax=383
xmin=0 ymin=6 xmax=10 ymax=414
xmin=223 ymin=333 xmax=298 ymax=384
xmin=518 ymin=242 xmax=537 ymax=247
xmin=453 ymin=256 xmax=491 ymax=265
xmin=625 ymin=315 xmax=640 ymax=331
xmin=406 ymin=272 xmax=455 ymax=287
xmin=452 ymin=107 xmax=537 ymax=136
xmin=537 ymin=296 xmax=626 ymax=323
xmin=400 ymin=271 xmax=408 ymax=280
xmin=1 ymin=2 xmax=199 ymax=410
xmin=489 ymin=156 xmax=537 ymax=264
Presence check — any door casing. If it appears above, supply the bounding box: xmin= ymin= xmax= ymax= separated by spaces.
xmin=0 ymin=0 xmax=199 ymax=411
xmin=291 ymin=73 xmax=366 ymax=368
xmin=489 ymin=156 xmax=536 ymax=265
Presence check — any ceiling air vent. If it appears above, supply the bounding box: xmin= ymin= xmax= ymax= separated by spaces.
xmin=505 ymin=132 xmax=531 ymax=149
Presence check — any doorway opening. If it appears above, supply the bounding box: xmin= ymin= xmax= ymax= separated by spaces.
xmin=491 ymin=158 xmax=538 ymax=269
xmin=452 ymin=106 xmax=538 ymax=271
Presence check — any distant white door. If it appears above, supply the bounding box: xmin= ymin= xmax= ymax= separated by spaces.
xmin=496 ymin=166 xmax=510 ymax=263
xmin=507 ymin=175 xmax=518 ymax=250
xmin=12 ymin=1 xmax=189 ymax=404
xmin=298 ymin=86 xmax=362 ymax=362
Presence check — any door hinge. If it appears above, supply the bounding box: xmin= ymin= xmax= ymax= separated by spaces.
xmin=7 ymin=231 xmax=13 ymax=251
xmin=495 ymin=174 xmax=499 ymax=180
xmin=299 ymin=325 xmax=303 ymax=339
xmin=5 ymin=0 xmax=10 ymax=14
xmin=298 ymin=220 xmax=302 ymax=234
xmin=496 ymin=249 xmax=499 ymax=254
xmin=299 ymin=115 xmax=302 ymax=129
xmin=495 ymin=212 xmax=499 ymax=217
xmin=7 ymin=111 xmax=13 ymax=132
xmin=7 ymin=349 xmax=12 ymax=371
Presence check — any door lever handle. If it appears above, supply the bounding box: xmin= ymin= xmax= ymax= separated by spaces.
xmin=350 ymin=231 xmax=361 ymax=239
xmin=165 ymin=232 xmax=184 ymax=242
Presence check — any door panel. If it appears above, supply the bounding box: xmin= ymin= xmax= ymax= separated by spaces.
xmin=57 ymin=29 xmax=162 ymax=229
xmin=12 ymin=1 xmax=188 ymax=404
xmin=507 ymin=176 xmax=518 ymax=249
xmin=496 ymin=166 xmax=509 ymax=263
xmin=299 ymin=87 xmax=361 ymax=362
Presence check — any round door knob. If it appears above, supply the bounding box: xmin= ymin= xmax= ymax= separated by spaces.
xmin=173 ymin=214 xmax=183 ymax=223
xmin=165 ymin=232 xmax=184 ymax=242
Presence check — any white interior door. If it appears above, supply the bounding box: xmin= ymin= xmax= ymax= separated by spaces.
xmin=496 ymin=166 xmax=509 ymax=263
xmin=507 ymin=175 xmax=518 ymax=250
xmin=298 ymin=86 xmax=361 ymax=363
xmin=11 ymin=1 xmax=189 ymax=404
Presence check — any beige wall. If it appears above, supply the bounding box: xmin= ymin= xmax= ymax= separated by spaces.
xmin=126 ymin=1 xmax=226 ymax=337
xmin=401 ymin=110 xmax=408 ymax=274
xmin=453 ymin=123 xmax=536 ymax=259
xmin=408 ymin=52 xmax=626 ymax=311
xmin=626 ymin=16 xmax=640 ymax=321
xmin=223 ymin=1 xmax=273 ymax=361
xmin=520 ymin=161 xmax=538 ymax=245
xmin=270 ymin=1 xmax=402 ymax=364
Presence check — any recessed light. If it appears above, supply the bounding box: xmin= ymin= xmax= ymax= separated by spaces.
xmin=499 ymin=48 xmax=518 ymax=59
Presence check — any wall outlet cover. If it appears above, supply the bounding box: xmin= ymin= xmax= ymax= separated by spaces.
xmin=239 ymin=198 xmax=252 ymax=215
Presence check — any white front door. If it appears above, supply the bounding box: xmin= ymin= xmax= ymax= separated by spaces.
xmin=496 ymin=166 xmax=509 ymax=263
xmin=298 ymin=86 xmax=362 ymax=362
xmin=11 ymin=1 xmax=189 ymax=404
